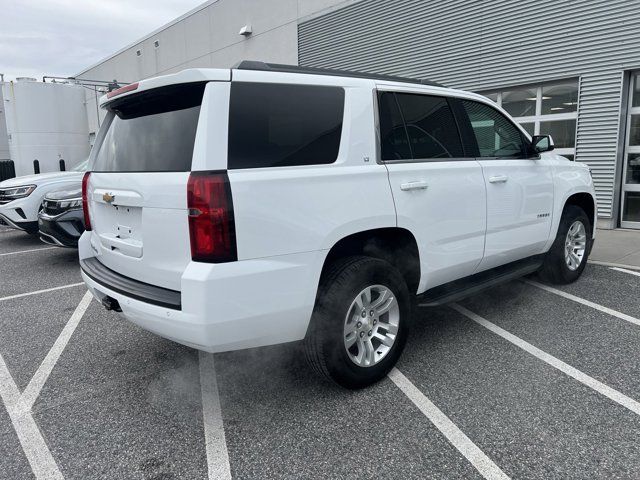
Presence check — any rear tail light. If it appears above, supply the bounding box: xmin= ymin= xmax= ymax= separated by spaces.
xmin=187 ymin=171 xmax=237 ymax=263
xmin=82 ymin=172 xmax=92 ymax=231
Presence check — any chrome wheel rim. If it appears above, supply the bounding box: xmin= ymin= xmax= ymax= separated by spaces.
xmin=564 ymin=220 xmax=587 ymax=271
xmin=343 ymin=284 xmax=400 ymax=367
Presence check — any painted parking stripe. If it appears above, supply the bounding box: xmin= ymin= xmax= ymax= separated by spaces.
xmin=0 ymin=353 xmax=63 ymax=479
xmin=199 ymin=352 xmax=231 ymax=480
xmin=451 ymin=303 xmax=640 ymax=417
xmin=21 ymin=291 xmax=93 ymax=410
xmin=0 ymin=283 xmax=85 ymax=303
xmin=610 ymin=266 xmax=640 ymax=278
xmin=588 ymin=260 xmax=640 ymax=271
xmin=388 ymin=368 xmax=510 ymax=480
xmin=523 ymin=279 xmax=640 ymax=328
xmin=0 ymin=247 xmax=58 ymax=257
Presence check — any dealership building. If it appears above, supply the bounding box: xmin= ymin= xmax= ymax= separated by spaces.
xmin=76 ymin=0 xmax=640 ymax=230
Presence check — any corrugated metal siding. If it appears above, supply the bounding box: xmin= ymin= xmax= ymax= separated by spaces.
xmin=576 ymin=71 xmax=624 ymax=215
xmin=299 ymin=0 xmax=640 ymax=219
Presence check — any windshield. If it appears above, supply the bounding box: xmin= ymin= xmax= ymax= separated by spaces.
xmin=92 ymin=83 xmax=206 ymax=172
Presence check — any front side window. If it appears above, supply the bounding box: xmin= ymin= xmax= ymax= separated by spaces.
xmin=378 ymin=91 xmax=463 ymax=161
xmin=228 ymin=83 xmax=344 ymax=169
xmin=395 ymin=93 xmax=463 ymax=159
xmin=378 ymin=92 xmax=411 ymax=161
xmin=463 ymin=100 xmax=530 ymax=158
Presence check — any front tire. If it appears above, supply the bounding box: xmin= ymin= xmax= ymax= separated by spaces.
xmin=304 ymin=256 xmax=411 ymax=389
xmin=539 ymin=205 xmax=592 ymax=284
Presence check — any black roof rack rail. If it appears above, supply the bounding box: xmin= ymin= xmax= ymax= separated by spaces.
xmin=233 ymin=60 xmax=444 ymax=87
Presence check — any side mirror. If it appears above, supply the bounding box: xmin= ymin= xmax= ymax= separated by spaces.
xmin=531 ymin=135 xmax=555 ymax=153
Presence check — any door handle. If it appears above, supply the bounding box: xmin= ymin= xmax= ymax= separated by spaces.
xmin=400 ymin=181 xmax=429 ymax=191
xmin=489 ymin=175 xmax=508 ymax=184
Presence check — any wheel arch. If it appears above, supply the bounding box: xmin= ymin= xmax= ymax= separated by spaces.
xmin=320 ymin=227 xmax=421 ymax=295
xmin=564 ymin=191 xmax=596 ymax=232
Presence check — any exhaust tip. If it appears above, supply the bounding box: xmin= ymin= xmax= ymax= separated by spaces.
xmin=101 ymin=296 xmax=122 ymax=312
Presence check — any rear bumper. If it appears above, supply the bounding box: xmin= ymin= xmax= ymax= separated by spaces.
xmin=81 ymin=257 xmax=181 ymax=309
xmin=80 ymin=250 xmax=325 ymax=353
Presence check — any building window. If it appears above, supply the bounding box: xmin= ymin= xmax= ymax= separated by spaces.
xmin=479 ymin=79 xmax=579 ymax=161
xmin=620 ymin=72 xmax=640 ymax=227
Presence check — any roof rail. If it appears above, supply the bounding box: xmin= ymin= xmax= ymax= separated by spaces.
xmin=233 ymin=60 xmax=443 ymax=87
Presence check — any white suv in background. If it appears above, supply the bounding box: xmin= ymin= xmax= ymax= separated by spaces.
xmin=79 ymin=62 xmax=596 ymax=389
xmin=0 ymin=160 xmax=88 ymax=234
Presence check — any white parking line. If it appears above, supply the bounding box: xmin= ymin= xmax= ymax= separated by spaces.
xmin=589 ymin=260 xmax=640 ymax=271
xmin=610 ymin=266 xmax=640 ymax=278
xmin=451 ymin=303 xmax=640 ymax=417
xmin=0 ymin=247 xmax=58 ymax=257
xmin=199 ymin=352 xmax=231 ymax=480
xmin=21 ymin=291 xmax=93 ymax=410
xmin=388 ymin=368 xmax=510 ymax=480
xmin=0 ymin=283 xmax=85 ymax=303
xmin=523 ymin=279 xmax=640 ymax=328
xmin=0 ymin=353 xmax=63 ymax=479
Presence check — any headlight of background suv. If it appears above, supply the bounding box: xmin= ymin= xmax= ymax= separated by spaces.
xmin=2 ymin=185 xmax=37 ymax=199
xmin=58 ymin=198 xmax=83 ymax=210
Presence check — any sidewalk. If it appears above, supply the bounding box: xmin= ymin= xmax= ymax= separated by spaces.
xmin=591 ymin=228 xmax=640 ymax=268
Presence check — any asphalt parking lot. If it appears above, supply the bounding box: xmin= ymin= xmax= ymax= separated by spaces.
xmin=1 ymin=224 xmax=640 ymax=479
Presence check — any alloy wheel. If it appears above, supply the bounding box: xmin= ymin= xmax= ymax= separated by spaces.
xmin=564 ymin=220 xmax=587 ymax=271
xmin=343 ymin=284 xmax=400 ymax=367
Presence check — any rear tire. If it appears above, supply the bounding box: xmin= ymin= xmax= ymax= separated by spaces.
xmin=539 ymin=205 xmax=592 ymax=284
xmin=304 ymin=256 xmax=411 ymax=389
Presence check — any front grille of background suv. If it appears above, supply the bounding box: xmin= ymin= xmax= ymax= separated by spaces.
xmin=42 ymin=199 xmax=66 ymax=216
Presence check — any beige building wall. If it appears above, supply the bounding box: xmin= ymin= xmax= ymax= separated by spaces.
xmin=76 ymin=0 xmax=360 ymax=136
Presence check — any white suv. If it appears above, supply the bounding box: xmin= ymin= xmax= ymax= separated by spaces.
xmin=79 ymin=62 xmax=596 ymax=388
xmin=0 ymin=160 xmax=88 ymax=234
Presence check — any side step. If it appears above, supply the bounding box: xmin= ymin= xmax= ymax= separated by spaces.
xmin=416 ymin=255 xmax=543 ymax=307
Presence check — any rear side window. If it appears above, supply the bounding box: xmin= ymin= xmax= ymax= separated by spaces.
xmin=228 ymin=83 xmax=344 ymax=169
xmin=462 ymin=100 xmax=531 ymax=158
xmin=395 ymin=93 xmax=463 ymax=159
xmin=93 ymin=83 xmax=206 ymax=172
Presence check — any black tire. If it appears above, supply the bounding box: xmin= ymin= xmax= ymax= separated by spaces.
xmin=304 ymin=255 xmax=411 ymax=389
xmin=539 ymin=205 xmax=592 ymax=284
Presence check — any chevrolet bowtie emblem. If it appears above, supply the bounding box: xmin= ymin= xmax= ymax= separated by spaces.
xmin=103 ymin=192 xmax=115 ymax=204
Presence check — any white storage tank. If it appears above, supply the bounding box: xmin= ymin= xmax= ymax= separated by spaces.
xmin=2 ymin=78 xmax=90 ymax=177
xmin=0 ymin=86 xmax=9 ymax=161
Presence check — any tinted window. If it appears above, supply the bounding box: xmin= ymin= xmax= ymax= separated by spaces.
xmin=228 ymin=83 xmax=344 ymax=169
xmin=463 ymin=100 xmax=530 ymax=158
xmin=378 ymin=92 xmax=411 ymax=161
xmin=395 ymin=93 xmax=463 ymax=159
xmin=93 ymin=83 xmax=205 ymax=172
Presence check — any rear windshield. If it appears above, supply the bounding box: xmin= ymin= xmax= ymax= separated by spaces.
xmin=228 ymin=82 xmax=345 ymax=169
xmin=92 ymin=83 xmax=206 ymax=172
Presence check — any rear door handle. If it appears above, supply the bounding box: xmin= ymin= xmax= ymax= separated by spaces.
xmin=400 ymin=181 xmax=429 ymax=191
xmin=488 ymin=175 xmax=509 ymax=184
